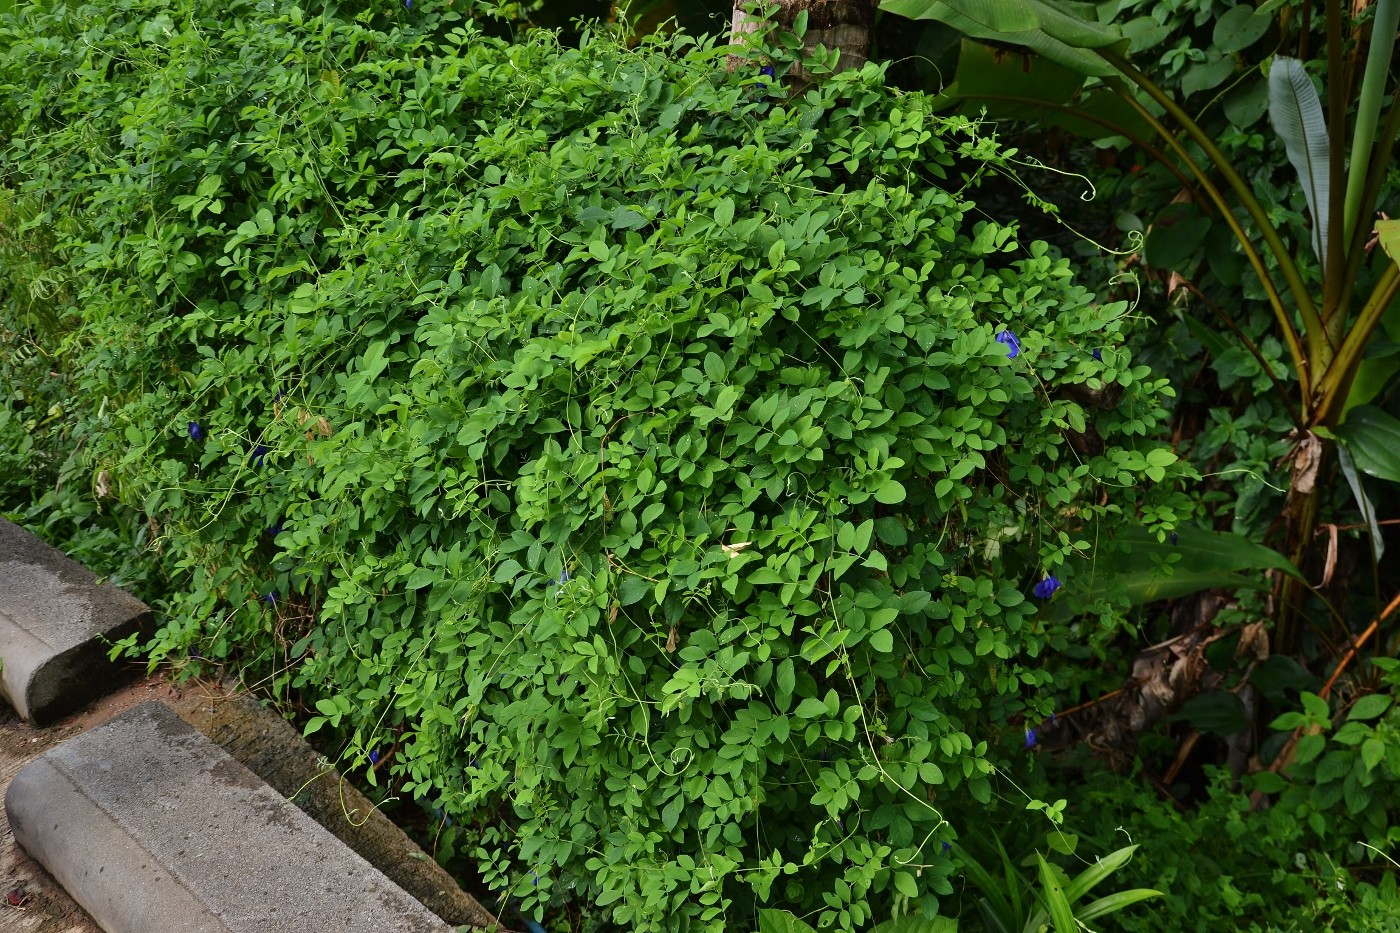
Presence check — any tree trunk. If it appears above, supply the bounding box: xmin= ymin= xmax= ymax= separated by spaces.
xmin=729 ymin=0 xmax=876 ymax=76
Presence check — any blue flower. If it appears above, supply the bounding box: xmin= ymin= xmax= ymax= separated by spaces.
xmin=1092 ymin=348 xmax=1103 ymax=362
xmin=941 ymin=841 xmax=952 ymax=853
xmin=1170 ymin=531 xmax=1180 ymax=546
xmin=250 ymin=445 xmax=269 ymax=468
xmin=1025 ymin=727 xmax=1038 ymax=749
xmin=995 ymin=329 xmax=1021 ymax=359
xmin=267 ymin=522 xmax=284 ymax=538
xmin=1032 ymin=575 xmax=1061 ymax=600
xmin=263 ymin=590 xmax=278 ymax=605
xmin=531 ymin=870 xmax=540 ymax=888
xmin=557 ymin=567 xmax=570 ymax=585
xmin=405 ymin=0 xmax=411 ymax=8
xmin=369 ymin=748 xmax=381 ymax=766
xmin=760 ymin=65 xmax=775 ymax=78
xmin=188 ymin=421 xmax=203 ymax=440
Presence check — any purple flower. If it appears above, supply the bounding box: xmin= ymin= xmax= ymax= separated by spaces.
xmin=369 ymin=748 xmax=381 ymax=765
xmin=263 ymin=590 xmax=278 ymax=605
xmin=188 ymin=422 xmax=203 ymax=440
xmin=760 ymin=65 xmax=776 ymax=78
xmin=1032 ymin=575 xmax=1061 ymax=600
xmin=1025 ymin=728 xmax=1038 ymax=749
xmin=250 ymin=445 xmax=269 ymax=468
xmin=1092 ymin=348 xmax=1103 ymax=362
xmin=995 ymin=329 xmax=1021 ymax=359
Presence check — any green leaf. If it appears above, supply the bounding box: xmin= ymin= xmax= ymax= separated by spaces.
xmin=715 ymin=197 xmax=735 ymax=228
xmin=1268 ymin=57 xmax=1331 ymax=267
xmin=1337 ymin=405 xmax=1400 ymax=482
xmin=1180 ymin=55 xmax=1235 ymax=97
xmin=875 ymin=479 xmax=907 ymax=504
xmin=1336 ymin=443 xmax=1385 ymax=563
xmin=1062 ymin=524 xmax=1301 ymax=611
xmin=1143 ymin=204 xmax=1211 ymax=274
xmin=1376 ymin=218 xmax=1400 ymax=263
xmin=776 ymin=657 xmax=796 ymax=697
xmin=1062 ymin=845 xmax=1135 ymax=903
xmin=1250 ymin=655 xmax=1318 ymax=702
xmin=1035 ymin=852 xmax=1076 ymax=933
xmin=869 ymin=629 xmax=895 ymax=653
xmin=794 ymin=697 xmax=830 ymax=719
xmin=881 ymin=0 xmax=1127 ymax=76
xmin=1348 ymin=694 xmax=1394 ymax=721
xmin=1074 ymin=889 xmax=1164 ymax=923
xmin=1171 ymin=691 xmax=1247 ymax=736
xmin=757 ymin=909 xmax=819 ymax=933
xmin=1213 ymin=6 xmax=1272 ymax=53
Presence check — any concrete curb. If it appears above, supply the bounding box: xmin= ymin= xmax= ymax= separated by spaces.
xmin=5 ymin=702 xmax=456 ymax=933
xmin=0 ymin=518 xmax=151 ymax=724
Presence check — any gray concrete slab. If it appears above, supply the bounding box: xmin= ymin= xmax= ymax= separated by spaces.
xmin=5 ymin=702 xmax=456 ymax=933
xmin=0 ymin=518 xmax=151 ymax=724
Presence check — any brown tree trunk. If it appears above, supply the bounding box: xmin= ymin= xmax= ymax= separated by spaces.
xmin=729 ymin=0 xmax=877 ymax=76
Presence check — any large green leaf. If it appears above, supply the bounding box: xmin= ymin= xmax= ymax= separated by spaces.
xmin=1063 ymin=525 xmax=1301 ymax=612
xmin=937 ymin=40 xmax=1152 ymax=141
xmin=1268 ymin=57 xmax=1331 ymax=268
xmin=1171 ymin=690 xmax=1249 ymax=736
xmin=1336 ymin=405 xmax=1400 ymax=482
xmin=881 ymin=0 xmax=1128 ymax=76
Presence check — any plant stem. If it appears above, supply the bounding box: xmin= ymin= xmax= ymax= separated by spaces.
xmin=1314 ymin=262 xmax=1400 ymax=425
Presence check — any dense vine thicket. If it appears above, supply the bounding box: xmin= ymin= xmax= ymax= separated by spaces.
xmin=0 ymin=1 xmax=1186 ymax=929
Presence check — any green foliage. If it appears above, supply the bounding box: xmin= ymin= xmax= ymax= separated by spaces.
xmin=1261 ymin=663 xmax=1400 ymax=847
xmin=0 ymin=1 xmax=1185 ymax=929
xmin=954 ymin=835 xmax=1159 ymax=933
xmin=1071 ymin=765 xmax=1400 ymax=933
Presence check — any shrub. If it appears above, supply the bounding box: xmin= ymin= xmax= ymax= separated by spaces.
xmin=0 ymin=1 xmax=1183 ymax=928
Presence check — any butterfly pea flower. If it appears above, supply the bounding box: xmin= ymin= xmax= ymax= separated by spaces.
xmin=263 ymin=590 xmax=278 ymax=605
xmin=995 ymin=329 xmax=1021 ymax=359
xmin=369 ymin=748 xmax=381 ymax=766
xmin=1025 ymin=727 xmax=1038 ymax=749
xmin=188 ymin=422 xmax=203 ymax=440
xmin=1092 ymin=348 xmax=1103 ymax=362
xmin=250 ymin=445 xmax=269 ymax=468
xmin=1032 ymin=575 xmax=1061 ymax=600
